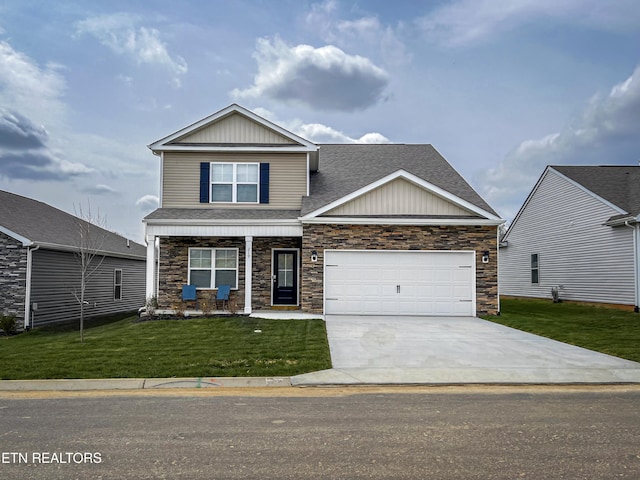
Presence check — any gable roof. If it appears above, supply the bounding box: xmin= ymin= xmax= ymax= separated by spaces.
xmin=551 ymin=165 xmax=640 ymax=220
xmin=148 ymin=104 xmax=317 ymax=153
xmin=0 ymin=190 xmax=146 ymax=258
xmin=301 ymin=144 xmax=499 ymax=219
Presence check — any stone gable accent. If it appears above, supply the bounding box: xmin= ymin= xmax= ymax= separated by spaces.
xmin=301 ymin=224 xmax=498 ymax=315
xmin=0 ymin=231 xmax=27 ymax=329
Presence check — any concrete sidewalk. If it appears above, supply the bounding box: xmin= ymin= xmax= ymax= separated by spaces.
xmin=0 ymin=376 xmax=291 ymax=391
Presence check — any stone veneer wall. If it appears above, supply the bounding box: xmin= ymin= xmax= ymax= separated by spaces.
xmin=301 ymin=224 xmax=499 ymax=316
xmin=158 ymin=236 xmax=302 ymax=312
xmin=252 ymin=237 xmax=302 ymax=309
xmin=0 ymin=231 xmax=27 ymax=328
xmin=158 ymin=237 xmax=246 ymax=311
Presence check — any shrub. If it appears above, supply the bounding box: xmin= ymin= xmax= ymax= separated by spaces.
xmin=172 ymin=301 xmax=186 ymax=317
xmin=0 ymin=314 xmax=17 ymax=336
xmin=145 ymin=296 xmax=158 ymax=316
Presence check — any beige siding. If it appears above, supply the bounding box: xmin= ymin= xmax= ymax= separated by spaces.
xmin=324 ymin=178 xmax=474 ymax=216
xmin=162 ymin=152 xmax=307 ymax=209
xmin=176 ymin=113 xmax=297 ymax=145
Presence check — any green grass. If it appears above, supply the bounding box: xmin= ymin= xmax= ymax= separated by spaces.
xmin=484 ymin=298 xmax=640 ymax=362
xmin=0 ymin=315 xmax=332 ymax=380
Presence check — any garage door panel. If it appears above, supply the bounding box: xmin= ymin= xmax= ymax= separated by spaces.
xmin=325 ymin=251 xmax=475 ymax=316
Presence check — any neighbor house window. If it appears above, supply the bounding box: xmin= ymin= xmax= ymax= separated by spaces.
xmin=531 ymin=254 xmax=539 ymax=284
xmin=114 ymin=269 xmax=123 ymax=300
xmin=188 ymin=248 xmax=238 ymax=289
xmin=211 ymin=163 xmax=259 ymax=203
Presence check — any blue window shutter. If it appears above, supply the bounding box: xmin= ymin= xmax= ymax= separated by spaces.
xmin=200 ymin=162 xmax=210 ymax=203
xmin=259 ymin=163 xmax=269 ymax=204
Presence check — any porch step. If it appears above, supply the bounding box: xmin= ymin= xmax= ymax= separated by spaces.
xmin=270 ymin=306 xmax=300 ymax=311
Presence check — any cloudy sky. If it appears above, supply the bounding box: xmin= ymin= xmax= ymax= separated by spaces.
xmin=1 ymin=0 xmax=639 ymax=242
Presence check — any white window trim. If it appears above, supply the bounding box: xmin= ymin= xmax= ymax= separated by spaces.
xmin=531 ymin=253 xmax=540 ymax=285
xmin=188 ymin=247 xmax=240 ymax=290
xmin=114 ymin=268 xmax=123 ymax=300
xmin=210 ymin=162 xmax=260 ymax=204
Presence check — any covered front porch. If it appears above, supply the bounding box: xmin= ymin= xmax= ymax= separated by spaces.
xmin=144 ymin=215 xmax=303 ymax=315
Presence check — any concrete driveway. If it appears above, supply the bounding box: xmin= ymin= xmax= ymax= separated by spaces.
xmin=292 ymin=315 xmax=640 ymax=385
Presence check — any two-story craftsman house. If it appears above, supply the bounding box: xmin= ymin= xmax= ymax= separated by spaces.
xmin=143 ymin=104 xmax=502 ymax=317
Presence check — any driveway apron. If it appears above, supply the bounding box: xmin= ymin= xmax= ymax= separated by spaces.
xmin=292 ymin=315 xmax=640 ymax=385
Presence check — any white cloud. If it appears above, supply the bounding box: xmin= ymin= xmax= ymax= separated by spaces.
xmin=232 ymin=36 xmax=389 ymax=111
xmin=478 ymin=65 xmax=640 ymax=220
xmin=82 ymin=184 xmax=116 ymax=195
xmin=306 ymin=1 xmax=410 ymax=66
xmin=418 ymin=0 xmax=640 ymax=47
xmin=136 ymin=194 xmax=159 ymax=210
xmin=75 ymin=13 xmax=187 ymax=85
xmin=0 ymin=40 xmax=67 ymax=125
xmin=251 ymin=107 xmax=389 ymax=144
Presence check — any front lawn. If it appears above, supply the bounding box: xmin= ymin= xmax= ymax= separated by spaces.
xmin=484 ymin=298 xmax=640 ymax=362
xmin=0 ymin=316 xmax=332 ymax=380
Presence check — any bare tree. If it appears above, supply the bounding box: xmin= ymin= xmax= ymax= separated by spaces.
xmin=72 ymin=202 xmax=107 ymax=343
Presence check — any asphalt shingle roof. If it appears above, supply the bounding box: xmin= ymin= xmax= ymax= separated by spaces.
xmin=552 ymin=165 xmax=640 ymax=217
xmin=0 ymin=190 xmax=146 ymax=257
xmin=144 ymin=209 xmax=301 ymax=220
xmin=302 ymin=144 xmax=498 ymax=216
xmin=145 ymin=144 xmax=499 ymax=221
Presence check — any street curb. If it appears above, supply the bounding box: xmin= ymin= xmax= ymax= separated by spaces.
xmin=0 ymin=377 xmax=292 ymax=391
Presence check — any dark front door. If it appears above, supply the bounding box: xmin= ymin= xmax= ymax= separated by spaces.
xmin=273 ymin=250 xmax=298 ymax=305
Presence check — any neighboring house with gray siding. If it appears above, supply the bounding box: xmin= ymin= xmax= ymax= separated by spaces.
xmin=144 ymin=104 xmax=503 ymax=318
xmin=500 ymin=165 xmax=640 ymax=310
xmin=0 ymin=190 xmax=147 ymax=330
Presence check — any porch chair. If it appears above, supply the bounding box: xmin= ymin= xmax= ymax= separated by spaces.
xmin=216 ymin=285 xmax=231 ymax=311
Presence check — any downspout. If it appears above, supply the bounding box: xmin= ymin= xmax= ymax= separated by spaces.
xmin=496 ymin=225 xmax=501 ymax=315
xmin=24 ymin=244 xmax=40 ymax=330
xmin=624 ymin=221 xmax=639 ymax=312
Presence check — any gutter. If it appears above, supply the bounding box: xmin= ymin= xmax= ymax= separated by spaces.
xmin=24 ymin=243 xmax=40 ymax=330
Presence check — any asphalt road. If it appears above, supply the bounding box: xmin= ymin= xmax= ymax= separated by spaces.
xmin=0 ymin=386 xmax=639 ymax=479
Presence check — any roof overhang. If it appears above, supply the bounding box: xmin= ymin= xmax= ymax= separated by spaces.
xmin=301 ymin=217 xmax=503 ymax=226
xmin=0 ymin=228 xmax=145 ymax=259
xmin=300 ymin=169 xmax=503 ymax=223
xmin=0 ymin=225 xmax=33 ymax=246
xmin=144 ymin=220 xmax=303 ymax=239
xmin=605 ymin=214 xmax=640 ymax=227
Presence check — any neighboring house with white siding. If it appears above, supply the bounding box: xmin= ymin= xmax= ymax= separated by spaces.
xmin=499 ymin=165 xmax=640 ymax=311
xmin=0 ymin=190 xmax=147 ymax=330
xmin=144 ymin=104 xmax=503 ymax=318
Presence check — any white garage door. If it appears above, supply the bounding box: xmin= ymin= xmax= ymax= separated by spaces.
xmin=324 ymin=250 xmax=475 ymax=316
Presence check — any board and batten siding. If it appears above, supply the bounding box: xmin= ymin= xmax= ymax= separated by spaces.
xmin=176 ymin=112 xmax=297 ymax=145
xmin=162 ymin=152 xmax=307 ymax=209
xmin=324 ymin=178 xmax=474 ymax=216
xmin=500 ymin=169 xmax=635 ymax=305
xmin=29 ymin=249 xmax=145 ymax=326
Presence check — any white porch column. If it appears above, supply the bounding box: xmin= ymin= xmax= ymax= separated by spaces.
xmin=244 ymin=236 xmax=253 ymax=314
xmin=145 ymin=235 xmax=156 ymax=300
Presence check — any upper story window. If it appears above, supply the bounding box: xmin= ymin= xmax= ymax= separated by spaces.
xmin=211 ymin=163 xmax=259 ymax=203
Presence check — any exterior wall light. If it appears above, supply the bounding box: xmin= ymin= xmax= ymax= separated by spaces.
xmin=482 ymin=251 xmax=490 ymax=264
xmin=311 ymin=250 xmax=318 ymax=262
